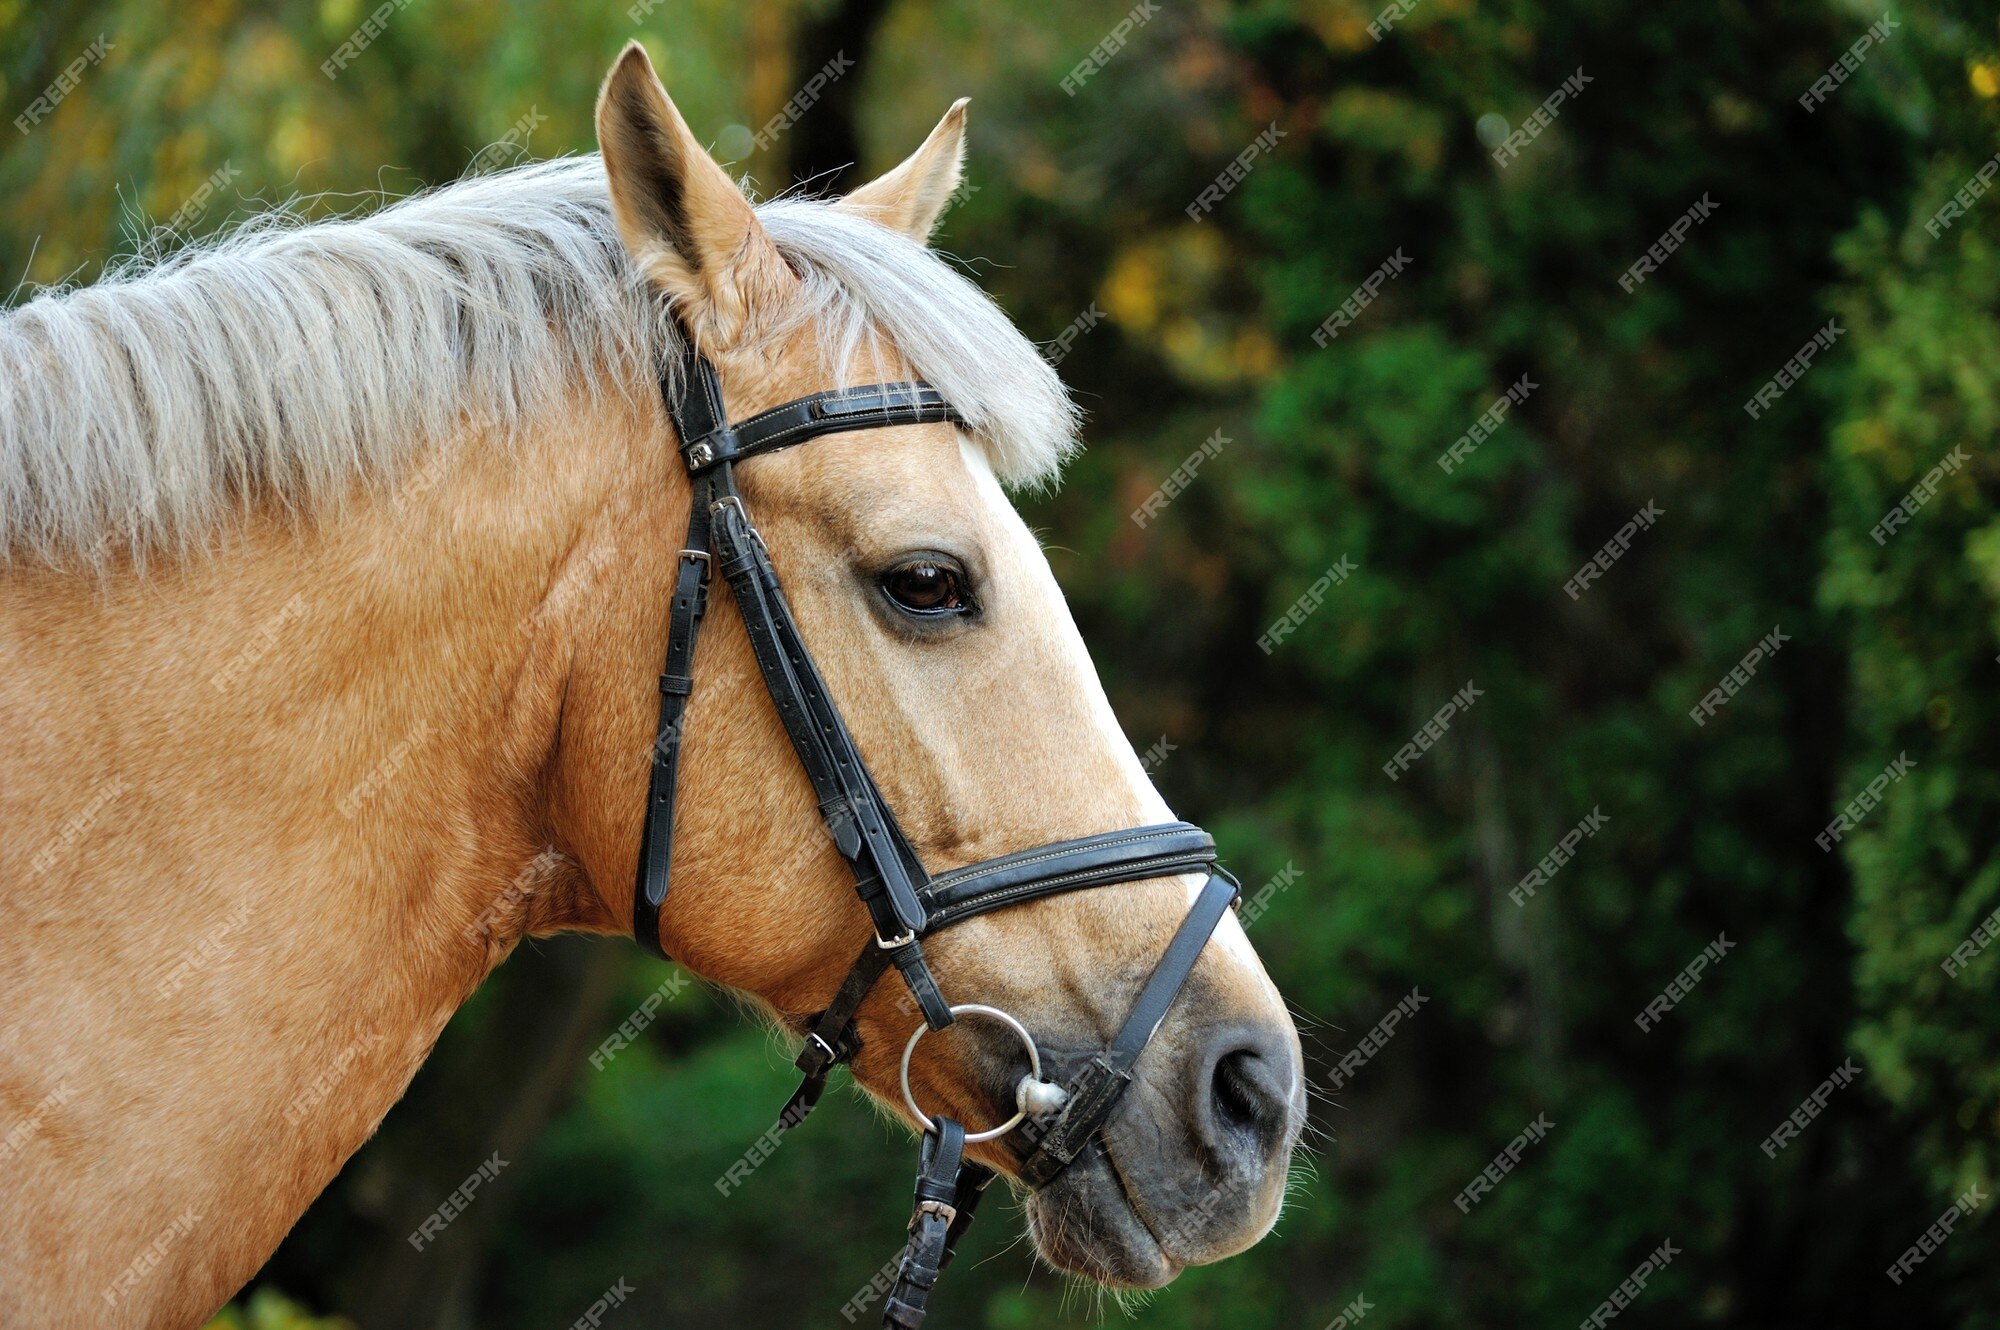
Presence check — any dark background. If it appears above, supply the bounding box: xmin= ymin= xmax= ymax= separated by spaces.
xmin=6 ymin=0 xmax=1999 ymax=1325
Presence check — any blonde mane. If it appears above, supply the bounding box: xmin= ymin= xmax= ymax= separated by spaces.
xmin=0 ymin=157 xmax=1077 ymax=564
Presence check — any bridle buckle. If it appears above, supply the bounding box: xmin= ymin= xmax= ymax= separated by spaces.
xmin=875 ymin=928 xmax=917 ymax=951
xmin=913 ymin=1198 xmax=957 ymax=1227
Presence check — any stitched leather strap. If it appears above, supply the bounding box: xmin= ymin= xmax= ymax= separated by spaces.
xmin=631 ymin=465 xmax=724 ymax=959
xmin=1018 ymin=872 xmax=1239 ymax=1187
xmin=772 ymin=828 xmax=1230 ymax=1136
xmin=885 ymin=1118 xmax=979 ymax=1330
xmin=710 ymin=498 xmax=953 ymax=1032
xmin=919 ymin=822 xmax=1216 ymax=930
xmin=629 ymin=341 xmax=962 ymax=1006
xmin=684 ymin=383 xmax=961 ymax=473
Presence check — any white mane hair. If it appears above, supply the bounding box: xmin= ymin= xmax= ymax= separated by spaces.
xmin=0 ymin=156 xmax=1078 ymax=564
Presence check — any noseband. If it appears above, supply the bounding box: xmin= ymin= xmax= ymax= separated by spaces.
xmin=631 ymin=331 xmax=1239 ymax=1328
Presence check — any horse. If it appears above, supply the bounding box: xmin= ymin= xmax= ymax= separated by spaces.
xmin=0 ymin=44 xmax=1303 ymax=1328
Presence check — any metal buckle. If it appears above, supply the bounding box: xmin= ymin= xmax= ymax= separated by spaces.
xmin=678 ymin=548 xmax=711 ymax=569
xmin=875 ymin=928 xmax=917 ymax=950
xmin=913 ymin=1199 xmax=958 ymax=1226
xmin=804 ymin=1032 xmax=837 ymax=1064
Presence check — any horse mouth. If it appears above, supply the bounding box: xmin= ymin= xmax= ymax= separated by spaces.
xmin=1021 ymin=1141 xmax=1184 ymax=1289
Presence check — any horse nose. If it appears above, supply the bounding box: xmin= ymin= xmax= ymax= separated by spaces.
xmin=1194 ymin=1021 xmax=1298 ymax=1159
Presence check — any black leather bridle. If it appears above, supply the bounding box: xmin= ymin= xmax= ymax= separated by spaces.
xmin=631 ymin=329 xmax=1239 ymax=1328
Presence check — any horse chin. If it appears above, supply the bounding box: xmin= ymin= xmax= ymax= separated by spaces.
xmin=1021 ymin=1145 xmax=1184 ymax=1290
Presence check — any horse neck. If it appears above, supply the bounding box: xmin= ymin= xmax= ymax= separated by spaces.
xmin=0 ymin=387 xmax=652 ymax=1327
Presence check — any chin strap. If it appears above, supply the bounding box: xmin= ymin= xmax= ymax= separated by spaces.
xmin=884 ymin=1118 xmax=996 ymax=1330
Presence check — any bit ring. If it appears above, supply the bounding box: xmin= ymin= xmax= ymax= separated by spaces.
xmin=899 ymin=1004 xmax=1043 ymax=1144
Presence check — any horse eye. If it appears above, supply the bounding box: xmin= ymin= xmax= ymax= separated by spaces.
xmin=881 ymin=560 xmax=968 ymax=615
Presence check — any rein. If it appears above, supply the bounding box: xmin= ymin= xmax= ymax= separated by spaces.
xmin=631 ymin=331 xmax=1238 ymax=1327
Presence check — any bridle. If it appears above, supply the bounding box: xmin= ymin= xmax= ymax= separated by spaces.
xmin=631 ymin=327 xmax=1239 ymax=1328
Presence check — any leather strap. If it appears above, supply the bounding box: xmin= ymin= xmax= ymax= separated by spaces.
xmin=885 ymin=1118 xmax=983 ymax=1330
xmin=1018 ymin=872 xmax=1239 ymax=1187
xmin=919 ymin=822 xmax=1216 ymax=929
xmin=710 ymin=497 xmax=953 ymax=1031
xmin=634 ymin=338 xmax=957 ymax=1029
xmin=771 ymin=828 xmax=1228 ymax=1137
xmin=631 ymin=465 xmax=724 ymax=959
xmin=685 ymin=383 xmax=961 ymax=474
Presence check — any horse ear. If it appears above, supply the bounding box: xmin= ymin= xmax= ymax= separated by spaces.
xmin=595 ymin=43 xmax=789 ymax=347
xmin=837 ymin=99 xmax=970 ymax=244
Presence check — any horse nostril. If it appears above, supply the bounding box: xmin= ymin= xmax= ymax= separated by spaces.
xmin=1201 ymin=1030 xmax=1294 ymax=1149
xmin=1212 ymin=1049 xmax=1266 ymax=1135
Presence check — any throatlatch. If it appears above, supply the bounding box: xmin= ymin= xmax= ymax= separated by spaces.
xmin=631 ymin=327 xmax=1239 ymax=1327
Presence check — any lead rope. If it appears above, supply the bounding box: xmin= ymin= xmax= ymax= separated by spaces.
xmin=884 ymin=1119 xmax=996 ymax=1330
